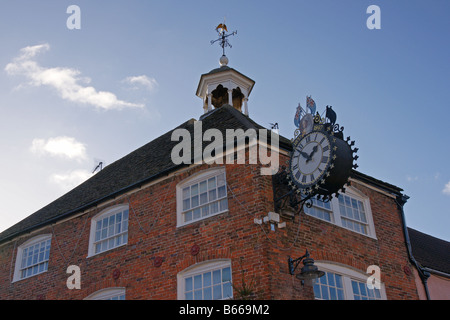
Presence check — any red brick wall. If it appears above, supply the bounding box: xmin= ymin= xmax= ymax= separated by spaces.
xmin=0 ymin=155 xmax=419 ymax=300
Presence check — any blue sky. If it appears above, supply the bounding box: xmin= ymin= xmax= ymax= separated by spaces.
xmin=0 ymin=0 xmax=449 ymax=241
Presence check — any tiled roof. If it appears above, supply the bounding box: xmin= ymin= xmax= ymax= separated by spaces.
xmin=408 ymin=227 xmax=450 ymax=275
xmin=0 ymin=105 xmax=289 ymax=244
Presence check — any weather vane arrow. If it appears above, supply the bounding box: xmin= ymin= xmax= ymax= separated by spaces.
xmin=210 ymin=21 xmax=237 ymax=56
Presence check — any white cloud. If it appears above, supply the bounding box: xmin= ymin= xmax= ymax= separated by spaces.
xmin=122 ymin=75 xmax=158 ymax=91
xmin=49 ymin=169 xmax=91 ymax=191
xmin=443 ymin=181 xmax=450 ymax=196
xmin=5 ymin=44 xmax=143 ymax=110
xmin=31 ymin=136 xmax=87 ymax=161
xmin=406 ymin=175 xmax=419 ymax=182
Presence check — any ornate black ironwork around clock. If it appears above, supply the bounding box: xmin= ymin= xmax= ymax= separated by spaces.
xmin=287 ymin=105 xmax=358 ymax=203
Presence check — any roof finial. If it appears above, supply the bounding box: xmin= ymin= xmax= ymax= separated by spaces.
xmin=210 ymin=19 xmax=237 ymax=65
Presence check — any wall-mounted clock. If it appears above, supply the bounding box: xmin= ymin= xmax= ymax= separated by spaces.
xmin=288 ymin=106 xmax=358 ymax=200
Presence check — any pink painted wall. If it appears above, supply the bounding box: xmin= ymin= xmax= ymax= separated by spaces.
xmin=413 ymin=268 xmax=450 ymax=300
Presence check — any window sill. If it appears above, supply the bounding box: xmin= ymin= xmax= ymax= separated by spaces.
xmin=86 ymin=242 xmax=128 ymax=259
xmin=305 ymin=213 xmax=378 ymax=240
xmin=177 ymin=209 xmax=229 ymax=228
xmin=12 ymin=270 xmax=48 ymax=283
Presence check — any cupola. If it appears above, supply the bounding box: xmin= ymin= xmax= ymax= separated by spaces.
xmin=196 ymin=23 xmax=255 ymax=116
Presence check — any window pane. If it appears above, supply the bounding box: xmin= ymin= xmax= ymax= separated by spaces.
xmin=359 ymin=282 xmax=367 ymax=296
xmin=222 ymin=267 xmax=231 ymax=282
xmin=346 ymin=206 xmax=353 ymax=219
xmin=375 ymin=288 xmax=381 ymax=299
xmin=200 ymin=192 xmax=208 ymax=205
xmin=191 ymin=184 xmax=198 ymax=196
xmin=352 ymin=280 xmax=359 ymax=294
xmin=337 ymin=289 xmax=345 ymax=300
xmin=213 ymin=285 xmax=222 ymax=300
xmin=217 ymin=173 xmax=225 ymax=187
xmin=193 ymin=208 xmax=201 ymax=220
xmin=202 ymin=206 xmax=209 ymax=217
xmin=345 ymin=196 xmax=351 ymax=207
xmin=210 ymin=202 xmax=218 ymax=214
xmin=329 ymin=287 xmax=337 ymax=300
xmin=360 ymin=211 xmax=367 ymax=223
xmin=313 ymin=283 xmax=321 ymax=297
xmin=199 ymin=181 xmax=207 ymax=193
xmin=208 ymin=177 xmax=216 ymax=190
xmin=203 ymin=272 xmax=211 ymax=287
xmin=220 ymin=199 xmax=228 ymax=211
xmin=305 ymin=197 xmax=332 ymax=222
xmin=218 ymin=186 xmax=226 ymax=198
xmin=191 ymin=195 xmax=199 ymax=208
xmin=194 ymin=290 xmax=202 ymax=300
xmin=194 ymin=275 xmax=202 ymax=289
xmin=339 ymin=204 xmax=346 ymax=217
xmin=203 ymin=287 xmax=212 ymax=300
xmin=327 ymin=272 xmax=335 ymax=287
xmin=183 ymin=198 xmax=190 ymax=210
xmin=321 ymin=285 xmax=329 ymax=300
xmin=213 ymin=270 xmax=221 ymax=284
xmin=223 ymin=282 xmax=232 ymax=299
xmin=109 ymin=215 xmax=115 ymax=226
xmin=183 ymin=187 xmax=190 ymax=199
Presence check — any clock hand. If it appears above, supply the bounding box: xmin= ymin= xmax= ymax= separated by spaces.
xmin=299 ymin=151 xmax=310 ymax=159
xmin=307 ymin=145 xmax=318 ymax=161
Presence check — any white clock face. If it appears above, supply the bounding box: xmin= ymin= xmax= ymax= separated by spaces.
xmin=290 ymin=131 xmax=332 ymax=187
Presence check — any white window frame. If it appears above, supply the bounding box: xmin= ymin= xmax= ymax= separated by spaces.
xmin=12 ymin=234 xmax=52 ymax=282
xmin=177 ymin=259 xmax=233 ymax=300
xmin=176 ymin=167 xmax=228 ymax=227
xmin=314 ymin=262 xmax=387 ymax=300
xmin=87 ymin=204 xmax=129 ymax=257
xmin=304 ymin=187 xmax=376 ymax=239
xmin=84 ymin=287 xmax=126 ymax=300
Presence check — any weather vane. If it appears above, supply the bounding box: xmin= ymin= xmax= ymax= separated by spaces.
xmin=210 ymin=20 xmax=237 ymax=56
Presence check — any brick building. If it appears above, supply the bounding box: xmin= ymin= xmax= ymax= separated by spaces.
xmin=0 ymin=56 xmax=422 ymax=300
